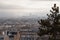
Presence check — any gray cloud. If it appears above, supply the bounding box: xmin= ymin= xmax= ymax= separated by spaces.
xmin=31 ymin=0 xmax=60 ymax=1
xmin=0 ymin=1 xmax=60 ymax=19
xmin=0 ymin=3 xmax=24 ymax=9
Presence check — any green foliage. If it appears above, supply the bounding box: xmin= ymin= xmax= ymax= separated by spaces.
xmin=37 ymin=4 xmax=60 ymax=40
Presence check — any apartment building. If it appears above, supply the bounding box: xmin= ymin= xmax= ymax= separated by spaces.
xmin=0 ymin=24 xmax=39 ymax=40
xmin=19 ymin=26 xmax=39 ymax=40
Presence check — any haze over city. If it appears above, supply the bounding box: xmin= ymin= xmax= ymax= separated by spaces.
xmin=0 ymin=0 xmax=60 ymax=18
xmin=0 ymin=0 xmax=60 ymax=40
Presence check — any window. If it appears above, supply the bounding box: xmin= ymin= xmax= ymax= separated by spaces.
xmin=21 ymin=37 xmax=34 ymax=40
xmin=0 ymin=37 xmax=4 ymax=40
xmin=9 ymin=38 xmax=14 ymax=40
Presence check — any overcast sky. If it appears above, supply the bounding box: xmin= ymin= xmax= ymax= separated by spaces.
xmin=0 ymin=0 xmax=60 ymax=18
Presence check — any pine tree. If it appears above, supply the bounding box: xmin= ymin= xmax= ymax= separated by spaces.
xmin=37 ymin=4 xmax=60 ymax=40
